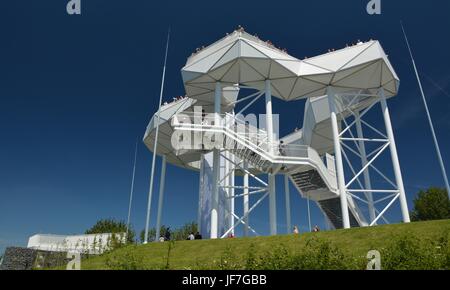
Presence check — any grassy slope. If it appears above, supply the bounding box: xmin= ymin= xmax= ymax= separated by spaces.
xmin=79 ymin=220 xmax=450 ymax=269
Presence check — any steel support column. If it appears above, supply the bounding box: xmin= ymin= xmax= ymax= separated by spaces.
xmin=380 ymin=89 xmax=410 ymax=223
xmin=211 ymin=82 xmax=221 ymax=239
xmin=355 ymin=112 xmax=376 ymax=224
xmin=269 ymin=174 xmax=277 ymax=235
xmin=265 ymin=80 xmax=274 ymax=154
xmin=284 ymin=175 xmax=291 ymax=234
xmin=327 ymin=87 xmax=351 ymax=229
xmin=243 ymin=163 xmax=249 ymax=237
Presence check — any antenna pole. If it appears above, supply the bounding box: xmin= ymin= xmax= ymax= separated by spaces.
xmin=401 ymin=22 xmax=450 ymax=199
xmin=126 ymin=140 xmax=138 ymax=240
xmin=144 ymin=28 xmax=171 ymax=243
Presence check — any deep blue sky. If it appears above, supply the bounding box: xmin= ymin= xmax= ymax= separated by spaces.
xmin=1 ymin=0 xmax=450 ymax=253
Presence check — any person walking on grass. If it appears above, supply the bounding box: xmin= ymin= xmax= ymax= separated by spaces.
xmin=165 ymin=227 xmax=171 ymax=241
xmin=194 ymin=232 xmax=202 ymax=240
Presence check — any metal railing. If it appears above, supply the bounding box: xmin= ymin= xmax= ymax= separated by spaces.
xmin=172 ymin=112 xmax=310 ymax=158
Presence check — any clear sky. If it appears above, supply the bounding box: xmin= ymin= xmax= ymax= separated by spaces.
xmin=1 ymin=0 xmax=450 ymax=253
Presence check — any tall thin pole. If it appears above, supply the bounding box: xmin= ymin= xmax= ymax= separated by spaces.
xmin=144 ymin=28 xmax=171 ymax=244
xmin=155 ymin=155 xmax=167 ymax=242
xmin=126 ymin=141 xmax=138 ymax=238
xmin=401 ymin=22 xmax=450 ymax=199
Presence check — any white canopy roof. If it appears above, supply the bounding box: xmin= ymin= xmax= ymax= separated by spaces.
xmin=182 ymin=31 xmax=399 ymax=101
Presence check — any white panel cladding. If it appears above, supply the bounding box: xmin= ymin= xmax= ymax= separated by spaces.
xmin=27 ymin=233 xmax=125 ymax=254
xmin=182 ymin=31 xmax=399 ymax=101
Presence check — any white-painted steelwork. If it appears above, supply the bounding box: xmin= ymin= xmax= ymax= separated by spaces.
xmin=142 ymin=29 xmax=411 ymax=238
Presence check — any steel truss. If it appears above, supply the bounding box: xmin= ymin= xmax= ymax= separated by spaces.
xmin=330 ymin=89 xmax=410 ymax=227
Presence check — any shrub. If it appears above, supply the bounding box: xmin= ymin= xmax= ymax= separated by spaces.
xmin=242 ymin=237 xmax=362 ymax=270
xmin=105 ymin=246 xmax=148 ymax=270
xmin=244 ymin=243 xmax=259 ymax=269
xmin=289 ymin=237 xmax=361 ymax=270
xmin=217 ymin=246 xmax=242 ymax=270
xmin=381 ymin=232 xmax=449 ymax=270
xmin=257 ymin=245 xmax=292 ymax=270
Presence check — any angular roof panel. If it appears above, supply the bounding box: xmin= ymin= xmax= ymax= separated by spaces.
xmin=182 ymin=31 xmax=399 ymax=100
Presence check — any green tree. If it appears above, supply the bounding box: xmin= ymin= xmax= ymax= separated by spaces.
xmin=411 ymin=187 xmax=450 ymax=221
xmin=140 ymin=225 xmax=168 ymax=243
xmin=172 ymin=222 xmax=198 ymax=241
xmin=140 ymin=222 xmax=198 ymax=243
xmin=85 ymin=218 xmax=135 ymax=244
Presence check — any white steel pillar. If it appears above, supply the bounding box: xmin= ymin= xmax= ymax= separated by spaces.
xmin=197 ymin=154 xmax=204 ymax=233
xmin=211 ymin=82 xmax=221 ymax=239
xmin=265 ymin=80 xmax=274 ymax=154
xmin=269 ymin=174 xmax=277 ymax=235
xmin=284 ymin=175 xmax=292 ymax=234
xmin=243 ymin=162 xmax=250 ymax=237
xmin=327 ymin=87 xmax=351 ymax=229
xmin=380 ymin=89 xmax=411 ymax=223
xmin=230 ymin=154 xmax=235 ymax=236
xmin=307 ymin=194 xmax=312 ymax=232
xmin=155 ymin=155 xmax=167 ymax=241
xmin=355 ymin=112 xmax=376 ymax=224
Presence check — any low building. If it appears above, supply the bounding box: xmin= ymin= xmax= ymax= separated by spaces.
xmin=27 ymin=232 xmax=125 ymax=254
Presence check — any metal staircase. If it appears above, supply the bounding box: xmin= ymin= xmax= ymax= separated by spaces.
xmin=172 ymin=113 xmax=365 ymax=229
xmin=318 ymin=198 xmax=360 ymax=229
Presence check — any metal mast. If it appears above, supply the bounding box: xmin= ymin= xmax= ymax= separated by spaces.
xmin=144 ymin=29 xmax=171 ymax=243
xmin=401 ymin=22 xmax=450 ymax=198
xmin=126 ymin=140 xmax=138 ymax=238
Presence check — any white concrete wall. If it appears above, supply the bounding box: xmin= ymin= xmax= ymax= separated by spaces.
xmin=27 ymin=233 xmax=126 ymax=254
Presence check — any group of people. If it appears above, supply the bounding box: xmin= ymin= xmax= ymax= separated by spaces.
xmin=189 ymin=26 xmax=370 ymax=68
xmin=158 ymin=227 xmax=172 ymax=242
xmin=163 ymin=95 xmax=188 ymax=106
xmin=187 ymin=232 xmax=203 ymax=241
xmin=187 ymin=232 xmax=234 ymax=240
xmin=293 ymin=225 xmax=321 ymax=234
xmin=190 ymin=25 xmax=290 ymax=58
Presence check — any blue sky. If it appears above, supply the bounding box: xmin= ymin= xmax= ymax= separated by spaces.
xmin=1 ymin=0 xmax=450 ymax=253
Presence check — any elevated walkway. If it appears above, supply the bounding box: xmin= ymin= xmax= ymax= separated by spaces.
xmin=171 ymin=112 xmax=367 ymax=228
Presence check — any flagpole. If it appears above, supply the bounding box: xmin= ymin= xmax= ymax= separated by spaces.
xmin=401 ymin=22 xmax=450 ymax=198
xmin=144 ymin=28 xmax=171 ymax=243
xmin=126 ymin=140 xmax=138 ymax=240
